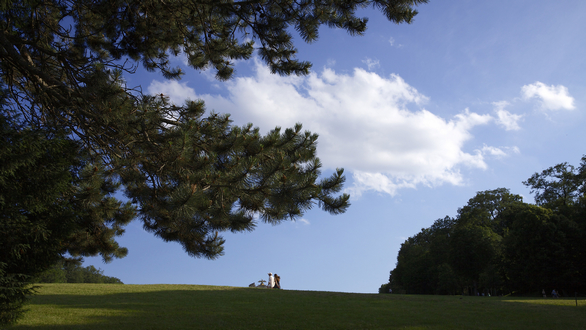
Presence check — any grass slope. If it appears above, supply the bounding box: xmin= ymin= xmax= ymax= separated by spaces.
xmin=9 ymin=284 xmax=586 ymax=329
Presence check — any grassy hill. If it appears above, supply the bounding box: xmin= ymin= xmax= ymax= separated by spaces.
xmin=9 ymin=284 xmax=586 ymax=329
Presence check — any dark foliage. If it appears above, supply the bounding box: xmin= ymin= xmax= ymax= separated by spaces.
xmin=35 ymin=261 xmax=123 ymax=284
xmin=0 ymin=113 xmax=133 ymax=324
xmin=383 ymin=160 xmax=586 ymax=295
xmin=1 ymin=0 xmax=430 ymax=325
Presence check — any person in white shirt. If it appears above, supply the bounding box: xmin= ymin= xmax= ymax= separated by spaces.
xmin=268 ymin=272 xmax=274 ymax=288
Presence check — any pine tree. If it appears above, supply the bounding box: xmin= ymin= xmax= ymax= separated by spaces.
xmin=1 ymin=0 xmax=428 ymax=324
xmin=1 ymin=0 xmax=427 ymax=259
xmin=0 ymin=113 xmax=134 ymax=325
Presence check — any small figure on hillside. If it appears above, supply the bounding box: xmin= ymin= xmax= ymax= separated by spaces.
xmin=274 ymin=274 xmax=281 ymax=289
xmin=258 ymin=279 xmax=267 ymax=288
xmin=268 ymin=272 xmax=274 ymax=288
xmin=389 ymin=288 xmax=392 ymax=294
xmin=552 ymin=289 xmax=559 ymax=298
xmin=542 ymin=289 xmax=546 ymax=298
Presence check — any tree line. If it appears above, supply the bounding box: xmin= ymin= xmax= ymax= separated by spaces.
xmin=35 ymin=262 xmax=123 ymax=284
xmin=380 ymin=156 xmax=586 ymax=296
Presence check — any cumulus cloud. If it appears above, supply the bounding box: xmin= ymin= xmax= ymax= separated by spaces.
xmin=521 ymin=82 xmax=575 ymax=111
xmin=493 ymin=101 xmax=523 ymax=131
xmin=148 ymin=61 xmax=515 ymax=197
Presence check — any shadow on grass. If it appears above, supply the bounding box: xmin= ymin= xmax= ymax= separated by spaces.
xmin=11 ymin=287 xmax=586 ymax=330
xmin=15 ymin=288 xmax=401 ymax=330
xmin=15 ymin=288 xmax=292 ymax=330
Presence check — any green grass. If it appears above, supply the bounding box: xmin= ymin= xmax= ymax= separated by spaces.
xmin=8 ymin=284 xmax=586 ymax=329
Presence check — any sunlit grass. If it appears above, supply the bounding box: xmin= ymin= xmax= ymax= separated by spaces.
xmin=9 ymin=284 xmax=586 ymax=329
xmin=505 ymin=298 xmax=581 ymax=306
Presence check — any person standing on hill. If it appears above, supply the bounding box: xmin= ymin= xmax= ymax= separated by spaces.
xmin=274 ymin=274 xmax=281 ymax=289
xmin=268 ymin=273 xmax=274 ymax=288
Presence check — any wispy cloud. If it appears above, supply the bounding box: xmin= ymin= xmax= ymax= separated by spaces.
xmin=388 ymin=36 xmax=402 ymax=48
xmin=478 ymin=145 xmax=520 ymax=158
xmin=521 ymin=82 xmax=575 ymax=111
xmin=298 ymin=218 xmax=310 ymax=226
xmin=361 ymin=57 xmax=380 ymax=71
xmin=148 ymin=61 xmax=516 ymax=197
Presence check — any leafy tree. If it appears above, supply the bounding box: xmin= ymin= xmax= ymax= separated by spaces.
xmin=500 ymin=204 xmax=580 ymax=293
xmin=387 ymin=189 xmax=522 ymax=296
xmin=448 ymin=224 xmax=501 ymax=295
xmin=378 ymin=282 xmax=392 ymax=294
xmin=34 ymin=264 xmax=67 ymax=284
xmin=451 ymin=188 xmax=521 ymax=294
xmin=523 ymin=157 xmax=586 ymax=217
xmin=389 ymin=217 xmax=455 ymax=294
xmin=386 ymin=164 xmax=586 ymax=296
xmin=427 ymin=216 xmax=455 ymax=274
xmin=391 ymin=235 xmax=433 ymax=294
xmin=76 ymin=264 xmax=123 ymax=284
xmin=436 ymin=263 xmax=459 ymax=295
xmin=36 ymin=261 xmax=123 ymax=284
xmin=522 ymin=156 xmax=586 ymax=293
xmin=478 ymin=263 xmax=503 ymax=297
xmin=457 ymin=188 xmax=523 ymax=235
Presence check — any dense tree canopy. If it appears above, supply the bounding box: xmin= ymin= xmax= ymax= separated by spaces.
xmin=383 ymin=156 xmax=586 ymax=296
xmin=1 ymin=0 xmax=429 ymax=325
xmin=0 ymin=113 xmax=134 ymax=324
xmin=1 ymin=0 xmax=428 ymax=261
xmin=35 ymin=261 xmax=123 ymax=284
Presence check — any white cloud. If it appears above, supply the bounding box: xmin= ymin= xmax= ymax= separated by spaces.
xmin=164 ymin=49 xmax=190 ymax=68
xmin=478 ymin=145 xmax=520 ymax=158
xmin=290 ymin=218 xmax=310 ymax=228
xmin=521 ymin=82 xmax=575 ymax=111
xmin=480 ymin=146 xmax=506 ymax=157
xmin=361 ymin=58 xmax=380 ymax=71
xmin=349 ymin=171 xmax=421 ymax=197
xmin=149 ymin=61 xmax=513 ymax=197
xmin=492 ymin=101 xmax=523 ymax=131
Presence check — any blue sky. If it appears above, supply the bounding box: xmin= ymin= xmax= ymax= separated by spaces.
xmin=84 ymin=0 xmax=586 ymax=293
